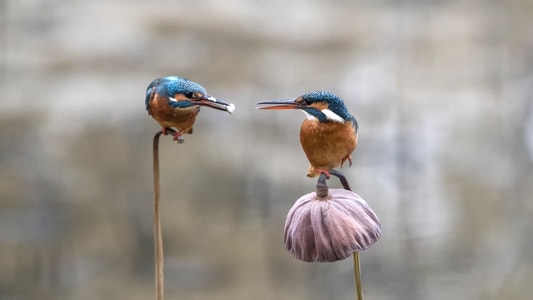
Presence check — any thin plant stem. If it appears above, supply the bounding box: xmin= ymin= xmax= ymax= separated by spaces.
xmin=329 ymin=169 xmax=352 ymax=191
xmin=329 ymin=169 xmax=363 ymax=300
xmin=152 ymin=128 xmax=179 ymax=300
xmin=153 ymin=130 xmax=164 ymax=300
xmin=316 ymin=173 xmax=329 ymax=198
xmin=353 ymin=252 xmax=363 ymax=300
xmin=152 ymin=128 xmax=177 ymax=300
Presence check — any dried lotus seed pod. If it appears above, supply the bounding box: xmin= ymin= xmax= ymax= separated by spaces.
xmin=284 ymin=189 xmax=381 ymax=262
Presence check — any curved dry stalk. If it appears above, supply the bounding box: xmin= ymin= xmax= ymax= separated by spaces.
xmin=153 ymin=130 xmax=164 ymax=300
xmin=329 ymin=169 xmax=352 ymax=191
xmin=152 ymin=128 xmax=179 ymax=300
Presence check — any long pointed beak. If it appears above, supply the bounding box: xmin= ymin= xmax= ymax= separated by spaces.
xmin=255 ymin=99 xmax=301 ymax=110
xmin=191 ymin=95 xmax=235 ymax=114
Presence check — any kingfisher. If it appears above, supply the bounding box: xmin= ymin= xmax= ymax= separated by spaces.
xmin=146 ymin=76 xmax=235 ymax=142
xmin=256 ymin=91 xmax=358 ymax=178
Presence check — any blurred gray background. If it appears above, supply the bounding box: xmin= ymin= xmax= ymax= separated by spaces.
xmin=2 ymin=0 xmax=533 ymax=299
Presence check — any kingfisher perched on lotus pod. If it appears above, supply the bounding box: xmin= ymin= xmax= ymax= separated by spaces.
xmin=146 ymin=76 xmax=235 ymax=142
xmin=256 ymin=91 xmax=358 ymax=178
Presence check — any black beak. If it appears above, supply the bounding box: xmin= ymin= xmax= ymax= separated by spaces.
xmin=255 ymin=99 xmax=302 ymax=110
xmin=191 ymin=95 xmax=235 ymax=114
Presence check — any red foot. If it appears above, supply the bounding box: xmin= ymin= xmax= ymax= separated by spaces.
xmin=161 ymin=128 xmax=185 ymax=143
xmin=341 ymin=155 xmax=352 ymax=167
xmin=172 ymin=131 xmax=185 ymax=142
xmin=316 ymin=169 xmax=331 ymax=179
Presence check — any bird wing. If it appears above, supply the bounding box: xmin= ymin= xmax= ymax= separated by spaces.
xmin=145 ymin=86 xmax=156 ymax=115
xmin=350 ymin=115 xmax=359 ymax=133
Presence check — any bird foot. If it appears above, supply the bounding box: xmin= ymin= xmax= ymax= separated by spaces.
xmin=172 ymin=132 xmax=185 ymax=144
xmin=340 ymin=155 xmax=352 ymax=167
xmin=312 ymin=169 xmax=352 ymax=191
xmin=161 ymin=128 xmax=184 ymax=143
xmin=307 ymin=168 xmax=331 ymax=179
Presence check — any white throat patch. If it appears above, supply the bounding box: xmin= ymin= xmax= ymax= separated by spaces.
xmin=302 ymin=110 xmax=318 ymax=120
xmin=321 ymin=108 xmax=345 ymax=122
xmin=301 ymin=109 xmax=345 ymax=122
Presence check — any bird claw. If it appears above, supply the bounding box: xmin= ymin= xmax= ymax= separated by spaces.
xmin=320 ymin=170 xmax=331 ymax=179
xmin=160 ymin=128 xmax=185 ymax=143
xmin=341 ymin=155 xmax=352 ymax=168
xmin=312 ymin=169 xmax=352 ymax=191
xmin=172 ymin=132 xmax=185 ymax=143
xmin=313 ymin=169 xmax=331 ymax=179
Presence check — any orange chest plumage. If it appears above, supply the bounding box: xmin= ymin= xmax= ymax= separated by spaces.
xmin=148 ymin=94 xmax=199 ymax=131
xmin=299 ymin=119 xmax=358 ymax=175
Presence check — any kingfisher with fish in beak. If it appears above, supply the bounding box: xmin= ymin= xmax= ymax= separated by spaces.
xmin=256 ymin=91 xmax=358 ymax=178
xmin=146 ymin=76 xmax=235 ymax=142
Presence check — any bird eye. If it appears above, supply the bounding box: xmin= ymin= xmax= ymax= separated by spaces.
xmin=184 ymin=92 xmax=195 ymax=99
xmin=297 ymin=97 xmax=312 ymax=105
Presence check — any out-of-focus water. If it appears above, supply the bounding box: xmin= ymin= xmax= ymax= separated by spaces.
xmin=2 ymin=1 xmax=532 ymax=299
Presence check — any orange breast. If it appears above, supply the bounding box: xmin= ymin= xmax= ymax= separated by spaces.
xmin=299 ymin=120 xmax=357 ymax=170
xmin=149 ymin=94 xmax=199 ymax=131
